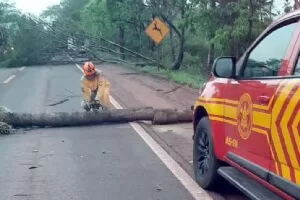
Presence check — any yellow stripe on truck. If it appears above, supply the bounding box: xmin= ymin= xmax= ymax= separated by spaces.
xmin=281 ymin=88 xmax=300 ymax=170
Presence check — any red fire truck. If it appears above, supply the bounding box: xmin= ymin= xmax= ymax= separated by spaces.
xmin=192 ymin=9 xmax=300 ymax=200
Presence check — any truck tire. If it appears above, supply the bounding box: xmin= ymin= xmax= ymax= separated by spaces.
xmin=193 ymin=116 xmax=221 ymax=190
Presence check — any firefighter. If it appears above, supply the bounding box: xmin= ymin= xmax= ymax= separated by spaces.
xmin=80 ymin=61 xmax=106 ymax=111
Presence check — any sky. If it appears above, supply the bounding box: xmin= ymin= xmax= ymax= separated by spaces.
xmin=11 ymin=0 xmax=61 ymax=15
xmin=10 ymin=0 xmax=285 ymax=16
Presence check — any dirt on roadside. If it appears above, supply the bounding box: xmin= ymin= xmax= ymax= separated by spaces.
xmin=99 ymin=64 xmax=198 ymax=109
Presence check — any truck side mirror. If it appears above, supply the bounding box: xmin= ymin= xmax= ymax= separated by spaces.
xmin=212 ymin=57 xmax=236 ymax=78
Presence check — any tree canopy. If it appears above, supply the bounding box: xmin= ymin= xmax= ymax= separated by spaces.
xmin=0 ymin=0 xmax=295 ymax=76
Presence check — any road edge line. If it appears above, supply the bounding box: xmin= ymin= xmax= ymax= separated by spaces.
xmin=3 ymin=75 xmax=16 ymax=84
xmin=75 ymin=63 xmax=212 ymax=200
xmin=76 ymin=64 xmax=84 ymax=73
xmin=19 ymin=67 xmax=26 ymax=71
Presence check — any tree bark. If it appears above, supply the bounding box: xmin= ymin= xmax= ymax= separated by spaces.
xmin=230 ymin=33 xmax=235 ymax=57
xmin=206 ymin=43 xmax=214 ymax=71
xmin=172 ymin=28 xmax=185 ymax=71
xmin=157 ymin=44 xmax=162 ymax=66
xmin=0 ymin=122 xmax=11 ymax=135
xmin=152 ymin=109 xmax=193 ymax=125
xmin=0 ymin=107 xmax=193 ymax=128
xmin=248 ymin=0 xmax=254 ymax=44
xmin=139 ymin=20 xmax=143 ymax=53
xmin=161 ymin=15 xmax=185 ymax=71
xmin=169 ymin=27 xmax=176 ymax=62
xmin=166 ymin=3 xmax=176 ymax=63
xmin=206 ymin=0 xmax=216 ymax=71
xmin=118 ymin=25 xmax=125 ymax=60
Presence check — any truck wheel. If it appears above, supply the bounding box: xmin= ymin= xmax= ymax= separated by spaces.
xmin=193 ymin=116 xmax=221 ymax=190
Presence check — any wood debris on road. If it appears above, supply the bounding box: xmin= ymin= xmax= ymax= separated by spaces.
xmin=0 ymin=107 xmax=193 ymax=130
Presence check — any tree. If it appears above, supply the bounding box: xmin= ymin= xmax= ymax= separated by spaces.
xmin=1 ymin=0 xmax=286 ymax=79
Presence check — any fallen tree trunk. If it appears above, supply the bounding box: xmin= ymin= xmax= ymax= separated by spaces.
xmin=0 ymin=122 xmax=11 ymax=135
xmin=0 ymin=107 xmax=193 ymax=128
xmin=152 ymin=109 xmax=192 ymax=125
xmin=0 ymin=107 xmax=154 ymax=128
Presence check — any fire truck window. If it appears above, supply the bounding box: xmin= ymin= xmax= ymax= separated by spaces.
xmin=294 ymin=55 xmax=300 ymax=75
xmin=241 ymin=22 xmax=297 ymax=78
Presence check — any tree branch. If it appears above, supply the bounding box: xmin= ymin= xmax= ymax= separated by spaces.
xmin=160 ymin=15 xmax=182 ymax=38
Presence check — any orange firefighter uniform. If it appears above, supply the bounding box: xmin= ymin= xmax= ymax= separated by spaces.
xmin=80 ymin=62 xmax=111 ymax=110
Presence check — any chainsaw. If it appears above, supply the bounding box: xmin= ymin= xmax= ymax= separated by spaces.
xmin=88 ymin=100 xmax=104 ymax=112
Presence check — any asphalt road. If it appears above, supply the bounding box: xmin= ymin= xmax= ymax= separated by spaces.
xmin=0 ymin=65 xmax=203 ymax=200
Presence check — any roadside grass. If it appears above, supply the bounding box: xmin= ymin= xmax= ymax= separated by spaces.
xmin=0 ymin=60 xmax=12 ymax=68
xmin=122 ymin=64 xmax=204 ymax=89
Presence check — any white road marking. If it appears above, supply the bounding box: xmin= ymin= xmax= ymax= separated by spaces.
xmin=3 ymin=75 xmax=16 ymax=84
xmin=19 ymin=66 xmax=26 ymax=71
xmin=75 ymin=64 xmax=212 ymax=200
xmin=76 ymin=64 xmax=83 ymax=73
xmin=109 ymin=96 xmax=123 ymax=109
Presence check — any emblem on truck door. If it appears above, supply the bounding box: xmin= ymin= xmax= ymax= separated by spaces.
xmin=237 ymin=93 xmax=253 ymax=140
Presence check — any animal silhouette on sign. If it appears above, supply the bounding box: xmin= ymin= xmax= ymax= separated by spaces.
xmin=153 ymin=21 xmax=162 ymax=35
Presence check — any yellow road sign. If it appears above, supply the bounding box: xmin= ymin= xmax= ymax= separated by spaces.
xmin=145 ymin=17 xmax=169 ymax=45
